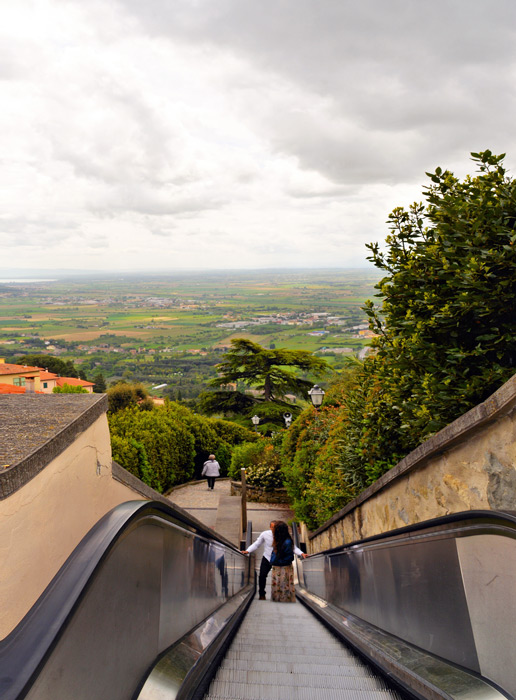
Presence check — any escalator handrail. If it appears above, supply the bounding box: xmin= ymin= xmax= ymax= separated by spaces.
xmin=0 ymin=499 xmax=245 ymax=700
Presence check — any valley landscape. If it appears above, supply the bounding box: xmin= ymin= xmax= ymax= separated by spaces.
xmin=0 ymin=268 xmax=381 ymax=399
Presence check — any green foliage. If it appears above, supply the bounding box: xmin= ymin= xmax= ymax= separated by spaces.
xmin=281 ymin=406 xmax=352 ymax=527
xmin=284 ymin=151 xmax=516 ymax=528
xmin=52 ymin=383 xmax=88 ymax=393
xmin=229 ymin=441 xmax=266 ymax=479
xmin=209 ymin=418 xmax=258 ymax=446
xmin=110 ymin=434 xmax=160 ymax=491
xmin=107 ymin=381 xmax=153 ymax=412
xmin=92 ymin=371 xmax=107 ymax=393
xmin=163 ymin=401 xmax=222 ymax=478
xmin=214 ymin=442 xmax=231 ymax=477
xmin=200 ymin=338 xmax=329 ymax=430
xmin=229 ymin=440 xmax=284 ymax=491
xmin=109 ymin=399 xmax=258 ymax=491
xmin=363 ymin=149 xmax=516 ymax=457
xmin=108 ymin=406 xmax=195 ymax=492
xmin=18 ymin=354 xmax=80 ymax=378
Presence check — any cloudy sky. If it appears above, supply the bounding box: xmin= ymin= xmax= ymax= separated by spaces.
xmin=2 ymin=0 xmax=516 ymax=271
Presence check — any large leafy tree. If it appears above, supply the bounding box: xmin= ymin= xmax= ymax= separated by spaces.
xmin=199 ymin=338 xmax=328 ymax=430
xmin=282 ymin=150 xmax=516 ymax=527
xmin=363 ymin=150 xmax=516 ymax=461
xmin=17 ymin=354 xmax=80 ymax=378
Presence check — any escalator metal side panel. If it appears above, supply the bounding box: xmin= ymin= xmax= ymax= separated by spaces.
xmin=300 ymin=534 xmax=477 ymax=669
xmin=0 ymin=501 xmax=250 ymax=700
xmin=297 ymin=512 xmax=516 ymax=700
xmin=296 ymin=586 xmax=508 ymax=700
xmin=136 ymin=582 xmax=255 ymax=700
xmin=456 ymin=534 xmax=516 ymax=699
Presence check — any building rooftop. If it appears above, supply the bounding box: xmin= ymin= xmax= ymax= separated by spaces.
xmin=0 ymin=362 xmax=43 ymax=376
xmin=0 ymin=394 xmax=107 ymax=498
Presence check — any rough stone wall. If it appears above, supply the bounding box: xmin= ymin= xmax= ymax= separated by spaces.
xmin=309 ymin=374 xmax=516 ymax=553
xmin=230 ymin=480 xmax=289 ymax=504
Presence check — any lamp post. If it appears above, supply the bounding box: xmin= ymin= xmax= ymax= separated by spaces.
xmin=251 ymin=414 xmax=260 ymax=431
xmin=308 ymin=384 xmax=325 ymax=409
xmin=283 ymin=412 xmax=292 ymax=428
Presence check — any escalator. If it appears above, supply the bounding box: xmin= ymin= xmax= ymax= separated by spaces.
xmin=1 ymin=501 xmax=515 ymax=700
xmin=203 ymin=592 xmax=403 ymax=700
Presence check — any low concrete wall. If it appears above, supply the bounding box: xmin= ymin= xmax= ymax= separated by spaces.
xmin=230 ymin=480 xmax=289 ymax=504
xmin=308 ymin=373 xmax=516 ymax=553
xmin=0 ymin=396 xmax=165 ymax=638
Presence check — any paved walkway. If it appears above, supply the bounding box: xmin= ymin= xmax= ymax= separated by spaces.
xmin=167 ymin=478 xmax=295 ymax=545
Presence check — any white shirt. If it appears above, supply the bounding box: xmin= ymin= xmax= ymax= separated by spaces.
xmin=246 ymin=529 xmax=304 ymax=561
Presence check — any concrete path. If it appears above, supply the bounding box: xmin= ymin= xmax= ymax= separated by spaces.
xmin=167 ymin=479 xmax=295 ymax=546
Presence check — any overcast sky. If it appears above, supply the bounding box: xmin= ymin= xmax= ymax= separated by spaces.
xmin=2 ymin=0 xmax=516 ymax=272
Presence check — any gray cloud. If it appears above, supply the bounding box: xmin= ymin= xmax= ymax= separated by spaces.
xmin=1 ymin=0 xmax=516 ymax=270
xmin=120 ymin=0 xmax=516 ymax=183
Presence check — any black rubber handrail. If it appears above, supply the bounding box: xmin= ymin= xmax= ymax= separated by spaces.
xmin=0 ymin=500 xmax=244 ymax=700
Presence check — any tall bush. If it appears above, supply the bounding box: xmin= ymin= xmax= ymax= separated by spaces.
xmin=108 ymin=407 xmax=195 ymax=492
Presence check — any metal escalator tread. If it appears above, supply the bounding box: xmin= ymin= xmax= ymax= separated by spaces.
xmin=203 ymin=597 xmax=403 ymax=700
xmin=219 ymin=660 xmax=378 ymax=676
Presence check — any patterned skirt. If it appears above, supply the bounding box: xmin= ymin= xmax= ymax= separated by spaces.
xmin=271 ymin=564 xmax=296 ymax=602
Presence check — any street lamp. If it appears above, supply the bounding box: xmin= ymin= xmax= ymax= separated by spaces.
xmin=283 ymin=412 xmax=292 ymax=428
xmin=308 ymin=385 xmax=325 ymax=409
xmin=251 ymin=414 xmax=260 ymax=431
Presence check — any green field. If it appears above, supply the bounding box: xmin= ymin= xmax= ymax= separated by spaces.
xmin=0 ymin=268 xmax=381 ymax=397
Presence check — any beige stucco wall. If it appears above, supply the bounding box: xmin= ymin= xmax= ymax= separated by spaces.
xmin=0 ymin=413 xmax=142 ymax=638
xmin=308 ymin=375 xmax=516 ymax=553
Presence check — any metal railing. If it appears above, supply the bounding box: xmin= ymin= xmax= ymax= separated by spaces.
xmin=0 ymin=500 xmax=253 ymax=700
xmin=296 ymin=510 xmax=516 ymax=700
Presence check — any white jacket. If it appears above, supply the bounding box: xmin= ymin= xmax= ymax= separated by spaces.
xmin=247 ymin=529 xmax=304 ymax=562
xmin=202 ymin=459 xmax=220 ymax=477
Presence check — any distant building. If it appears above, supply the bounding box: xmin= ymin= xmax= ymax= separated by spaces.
xmin=317 ymin=347 xmax=354 ymax=355
xmin=0 ymin=359 xmax=43 ymax=391
xmin=39 ymin=371 xmax=94 ymax=394
xmin=0 ymin=360 xmax=94 ymax=394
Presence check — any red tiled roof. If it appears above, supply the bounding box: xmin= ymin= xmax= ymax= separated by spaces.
xmin=0 ymin=383 xmax=44 ymax=394
xmin=39 ymin=370 xmax=58 ymax=380
xmin=0 ymin=363 xmax=44 ymax=376
xmin=55 ymin=377 xmax=94 ymax=388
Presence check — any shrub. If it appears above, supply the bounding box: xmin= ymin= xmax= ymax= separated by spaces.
xmin=230 ymin=440 xmax=284 ymax=491
xmin=108 ymin=407 xmax=195 ymax=492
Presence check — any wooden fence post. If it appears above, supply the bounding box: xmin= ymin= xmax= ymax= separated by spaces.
xmin=241 ymin=468 xmax=247 ymax=537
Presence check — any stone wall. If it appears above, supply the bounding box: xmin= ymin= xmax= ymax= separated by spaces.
xmin=230 ymin=480 xmax=290 ymax=504
xmin=308 ymin=373 xmax=516 ymax=553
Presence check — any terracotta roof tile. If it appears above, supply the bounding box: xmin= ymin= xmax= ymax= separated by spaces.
xmin=0 ymin=363 xmax=44 ymax=376
xmin=38 ymin=371 xmax=58 ymax=380
xmin=55 ymin=377 xmax=94 ymax=387
xmin=0 ymin=383 xmax=44 ymax=394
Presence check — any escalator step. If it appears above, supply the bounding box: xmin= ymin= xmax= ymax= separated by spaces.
xmin=224 ymin=652 xmax=365 ymax=665
xmin=211 ymin=672 xmax=389 ymax=689
xmin=219 ymin=659 xmax=377 ymax=676
xmin=204 ymin=688 xmax=403 ymax=700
